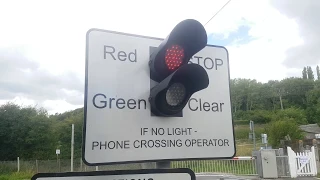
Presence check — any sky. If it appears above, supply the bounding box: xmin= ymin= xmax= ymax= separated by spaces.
xmin=0 ymin=0 xmax=319 ymax=114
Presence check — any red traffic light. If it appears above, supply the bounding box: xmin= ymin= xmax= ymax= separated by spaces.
xmin=149 ymin=19 xmax=209 ymax=117
xmin=149 ymin=19 xmax=207 ymax=83
xmin=165 ymin=45 xmax=185 ymax=71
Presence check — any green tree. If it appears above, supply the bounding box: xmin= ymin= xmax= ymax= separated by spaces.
xmin=306 ymin=89 xmax=320 ymax=123
xmin=266 ymin=120 xmax=304 ymax=148
xmin=302 ymin=67 xmax=308 ymax=79
xmin=273 ymin=80 xmax=285 ymax=110
xmin=52 ymin=108 xmax=83 ymax=159
xmin=230 ymin=79 xmax=242 ymax=113
xmin=20 ymin=108 xmax=56 ymax=159
xmin=0 ymin=103 xmax=55 ymax=160
xmin=274 ymin=107 xmax=308 ymax=125
xmin=247 ymin=110 xmax=274 ymax=123
xmin=278 ymin=77 xmax=314 ymax=109
xmin=251 ymin=83 xmax=274 ymax=110
xmin=317 ymin=65 xmax=320 ymax=80
xmin=307 ymin=66 xmax=315 ymax=80
xmin=230 ymin=78 xmax=263 ymax=112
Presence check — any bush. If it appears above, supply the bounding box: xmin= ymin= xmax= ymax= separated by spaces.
xmin=234 ymin=108 xmax=308 ymax=125
xmin=266 ymin=119 xmax=304 ymax=148
xmin=274 ymin=107 xmax=308 ymax=125
xmin=306 ymin=105 xmax=320 ymax=124
xmin=233 ymin=120 xmax=250 ymax=125
xmin=234 ymin=110 xmax=274 ymax=124
xmin=233 ymin=110 xmax=248 ymax=120
xmin=250 ymin=110 xmax=274 ymax=123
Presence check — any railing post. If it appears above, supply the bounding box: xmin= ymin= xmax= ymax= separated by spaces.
xmin=311 ymin=146 xmax=318 ymax=176
xmin=71 ymin=124 xmax=74 ymax=172
xmin=17 ymin=157 xmax=20 ymax=172
xmin=36 ymin=160 xmax=39 ymax=173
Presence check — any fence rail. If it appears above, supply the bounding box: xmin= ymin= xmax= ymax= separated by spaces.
xmin=0 ymin=158 xmax=258 ymax=176
xmin=172 ymin=159 xmax=257 ymax=175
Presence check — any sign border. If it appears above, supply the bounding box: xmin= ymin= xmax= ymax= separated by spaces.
xmin=83 ymin=28 xmax=236 ymax=166
xmin=31 ymin=168 xmax=195 ymax=180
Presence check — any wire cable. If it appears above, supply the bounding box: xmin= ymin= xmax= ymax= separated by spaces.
xmin=204 ymin=0 xmax=232 ymax=26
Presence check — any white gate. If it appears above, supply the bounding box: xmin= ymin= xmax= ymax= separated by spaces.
xmin=287 ymin=146 xmax=317 ymax=178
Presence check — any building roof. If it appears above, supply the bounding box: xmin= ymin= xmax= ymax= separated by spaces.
xmin=299 ymin=124 xmax=320 ymax=134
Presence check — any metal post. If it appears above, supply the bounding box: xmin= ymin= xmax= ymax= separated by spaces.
xmin=71 ymin=124 xmax=74 ymax=172
xmin=59 ymin=157 xmax=61 ymax=172
xmin=80 ymin=158 xmax=83 ymax=171
xmin=156 ymin=161 xmax=171 ymax=169
xmin=57 ymin=154 xmax=59 ymax=171
xmin=253 ymin=122 xmax=256 ymax=150
xmin=95 ymin=166 xmax=99 ymax=171
xmin=17 ymin=157 xmax=20 ymax=172
xmin=36 ymin=160 xmax=39 ymax=173
xmin=250 ymin=120 xmax=256 ymax=150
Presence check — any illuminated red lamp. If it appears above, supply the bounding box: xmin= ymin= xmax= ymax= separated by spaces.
xmin=165 ymin=45 xmax=184 ymax=71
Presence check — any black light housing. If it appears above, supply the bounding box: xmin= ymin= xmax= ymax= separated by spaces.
xmin=149 ymin=63 xmax=209 ymax=116
xmin=149 ymin=19 xmax=209 ymax=117
xmin=149 ymin=19 xmax=207 ymax=82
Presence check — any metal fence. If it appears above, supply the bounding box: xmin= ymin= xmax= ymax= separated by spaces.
xmin=0 ymin=159 xmax=144 ymax=174
xmin=172 ymin=159 xmax=257 ymax=175
xmin=0 ymin=158 xmax=258 ymax=176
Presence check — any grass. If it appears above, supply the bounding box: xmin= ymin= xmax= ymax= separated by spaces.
xmin=236 ymin=143 xmax=256 ymax=156
xmin=234 ymin=124 xmax=266 ymax=140
xmin=234 ymin=124 xmax=267 ymax=156
xmin=0 ymin=172 xmax=34 ymax=180
xmin=0 ymin=162 xmax=16 ymax=174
